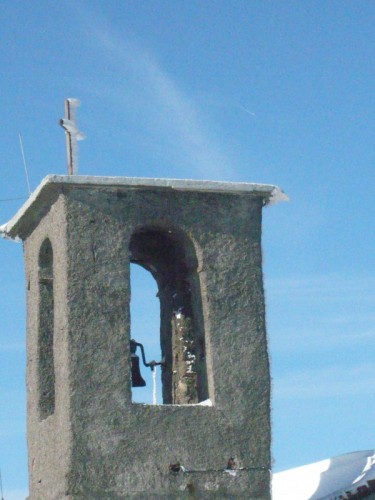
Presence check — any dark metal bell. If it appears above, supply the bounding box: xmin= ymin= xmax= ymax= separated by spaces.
xmin=131 ymin=355 xmax=146 ymax=387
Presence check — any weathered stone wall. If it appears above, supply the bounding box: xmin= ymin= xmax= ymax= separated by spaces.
xmin=24 ymin=194 xmax=72 ymax=499
xmin=24 ymin=184 xmax=271 ymax=498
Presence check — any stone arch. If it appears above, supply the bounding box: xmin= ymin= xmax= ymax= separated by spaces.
xmin=38 ymin=238 xmax=55 ymax=419
xmin=129 ymin=226 xmax=208 ymax=404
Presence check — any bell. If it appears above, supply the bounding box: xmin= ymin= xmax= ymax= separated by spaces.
xmin=130 ymin=338 xmax=164 ymax=388
xmin=131 ymin=354 xmax=146 ymax=387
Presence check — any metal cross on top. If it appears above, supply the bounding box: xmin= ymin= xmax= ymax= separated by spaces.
xmin=59 ymin=98 xmax=85 ymax=175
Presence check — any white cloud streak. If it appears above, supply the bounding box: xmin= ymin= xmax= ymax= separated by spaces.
xmin=266 ymin=274 xmax=375 ymax=352
xmin=274 ymin=363 xmax=375 ymax=400
xmin=269 ymin=325 xmax=375 ymax=353
xmin=73 ymin=5 xmax=237 ymax=180
xmin=238 ymin=104 xmax=256 ymax=117
xmin=266 ymin=274 xmax=375 ymax=303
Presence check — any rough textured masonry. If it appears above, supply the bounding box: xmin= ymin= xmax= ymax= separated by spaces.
xmin=1 ymin=175 xmax=286 ymax=499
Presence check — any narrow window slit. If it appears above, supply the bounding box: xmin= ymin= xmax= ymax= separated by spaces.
xmin=38 ymin=238 xmax=55 ymax=419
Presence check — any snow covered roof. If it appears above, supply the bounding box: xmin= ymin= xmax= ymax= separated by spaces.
xmin=0 ymin=174 xmax=288 ymax=241
xmin=272 ymin=450 xmax=375 ymax=500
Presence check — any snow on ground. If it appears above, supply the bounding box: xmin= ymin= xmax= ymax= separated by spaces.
xmin=272 ymin=450 xmax=375 ymax=499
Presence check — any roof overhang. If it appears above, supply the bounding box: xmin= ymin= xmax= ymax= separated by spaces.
xmin=0 ymin=175 xmax=288 ymax=242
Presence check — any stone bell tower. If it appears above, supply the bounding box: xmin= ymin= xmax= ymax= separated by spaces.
xmin=1 ymin=174 xmax=286 ymax=499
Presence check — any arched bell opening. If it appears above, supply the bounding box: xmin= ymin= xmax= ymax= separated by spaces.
xmin=129 ymin=226 xmax=208 ymax=405
xmin=38 ymin=238 xmax=55 ymax=420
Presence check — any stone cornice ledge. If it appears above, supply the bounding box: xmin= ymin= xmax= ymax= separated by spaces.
xmin=1 ymin=175 xmax=288 ymax=241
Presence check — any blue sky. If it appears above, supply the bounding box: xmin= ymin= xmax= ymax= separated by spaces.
xmin=1 ymin=1 xmax=375 ymax=497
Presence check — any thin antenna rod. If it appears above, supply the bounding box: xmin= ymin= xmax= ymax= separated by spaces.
xmin=0 ymin=467 xmax=4 ymax=500
xmin=19 ymin=133 xmax=31 ymax=196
